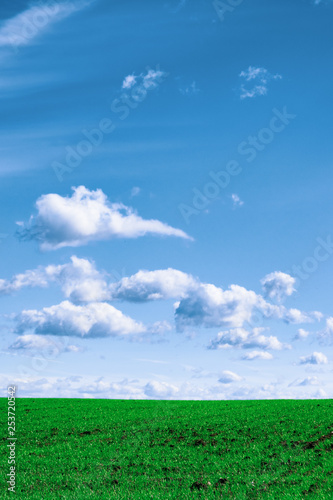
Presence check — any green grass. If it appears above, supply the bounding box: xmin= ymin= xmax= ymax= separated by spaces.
xmin=1 ymin=398 xmax=333 ymax=499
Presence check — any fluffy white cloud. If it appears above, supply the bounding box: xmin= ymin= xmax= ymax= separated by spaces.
xmin=294 ymin=328 xmax=310 ymax=341
xmin=284 ymin=308 xmax=321 ymax=324
xmin=0 ymin=255 xmax=110 ymax=303
xmin=239 ymin=66 xmax=282 ymax=99
xmin=109 ymin=267 xmax=322 ymax=331
xmin=144 ymin=381 xmax=179 ymax=398
xmin=241 ymin=350 xmax=273 ymax=361
xmin=46 ymin=256 xmax=110 ymax=303
xmin=0 ymin=268 xmax=49 ymax=295
xmin=261 ymin=271 xmax=296 ymax=302
xmin=175 ymin=283 xmax=280 ymax=330
xmin=0 ymin=1 xmax=92 ymax=48
xmin=325 ymin=317 xmax=333 ymax=333
xmin=3 ymin=259 xmax=324 ymax=340
xmin=110 ymin=268 xmax=198 ymax=301
xmin=317 ymin=317 xmax=333 ymax=343
xmin=8 ymin=334 xmax=81 ymax=353
xmin=208 ymin=327 xmax=289 ymax=351
xmin=299 ymin=352 xmax=328 ymax=365
xmin=18 ymin=186 xmax=191 ymax=250
xmin=1 ymin=373 xmax=329 ymax=400
xmin=15 ymin=300 xmax=146 ymax=338
xmin=218 ymin=371 xmax=243 ymax=384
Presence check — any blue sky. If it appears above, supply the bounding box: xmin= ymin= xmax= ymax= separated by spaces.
xmin=1 ymin=0 xmax=333 ymax=399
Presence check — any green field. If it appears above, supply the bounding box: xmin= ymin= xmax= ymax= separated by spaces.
xmin=1 ymin=398 xmax=333 ymax=499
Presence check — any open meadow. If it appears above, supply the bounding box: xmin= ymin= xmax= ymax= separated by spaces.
xmin=1 ymin=398 xmax=333 ymax=499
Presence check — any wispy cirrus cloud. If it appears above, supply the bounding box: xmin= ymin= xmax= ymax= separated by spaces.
xmin=121 ymin=68 xmax=167 ymax=92
xmin=179 ymin=81 xmax=200 ymax=96
xmin=0 ymin=1 xmax=94 ymax=50
xmin=239 ymin=66 xmax=282 ymax=99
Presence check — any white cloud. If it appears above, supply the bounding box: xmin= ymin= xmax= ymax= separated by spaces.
xmin=218 ymin=370 xmax=243 ymax=384
xmin=130 ymin=186 xmax=141 ymax=197
xmin=299 ymin=351 xmax=328 ymax=365
xmin=317 ymin=316 xmax=333 ymax=343
xmin=120 ymin=67 xmax=167 ymax=95
xmin=0 ymin=1 xmax=92 ymax=49
xmin=18 ymin=186 xmax=192 ymax=250
xmin=122 ymin=74 xmax=137 ymax=89
xmin=142 ymin=68 xmax=166 ymax=89
xmin=1 ymin=373 xmax=329 ymax=400
xmin=0 ymin=255 xmax=110 ymax=303
xmin=46 ymin=256 xmax=110 ymax=303
xmin=109 ymin=268 xmax=322 ymax=331
xmin=0 ymin=268 xmax=49 ymax=295
xmin=175 ymin=283 xmax=280 ymax=330
xmin=15 ymin=300 xmax=146 ymax=338
xmin=289 ymin=377 xmax=320 ymax=387
xmin=261 ymin=271 xmax=296 ymax=302
xmin=110 ymin=268 xmax=198 ymax=301
xmin=294 ymin=328 xmax=310 ymax=341
xmin=284 ymin=308 xmax=320 ymax=324
xmin=325 ymin=316 xmax=333 ymax=333
xmin=3 ymin=260 xmax=323 ymax=339
xmin=208 ymin=327 xmax=289 ymax=351
xmin=231 ymin=193 xmax=244 ymax=208
xmin=239 ymin=66 xmax=282 ymax=100
xmin=179 ymin=81 xmax=200 ymax=96
xmin=8 ymin=334 xmax=81 ymax=353
xmin=144 ymin=381 xmax=179 ymax=398
xmin=241 ymin=350 xmax=273 ymax=361
xmin=109 ymin=268 xmax=319 ymax=331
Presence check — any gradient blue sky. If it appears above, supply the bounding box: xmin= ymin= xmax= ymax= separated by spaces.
xmin=1 ymin=0 xmax=333 ymax=399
